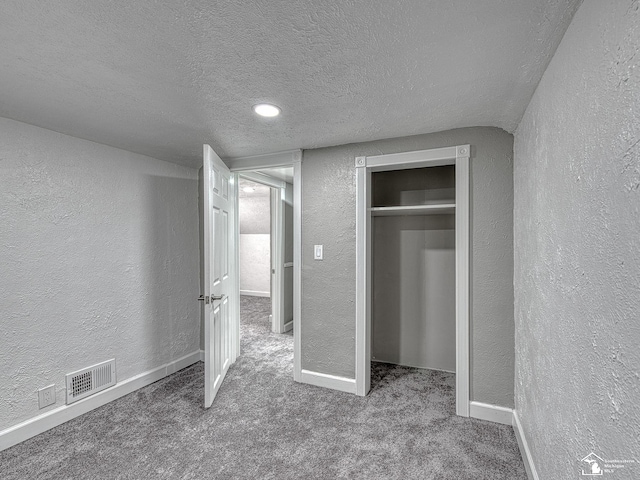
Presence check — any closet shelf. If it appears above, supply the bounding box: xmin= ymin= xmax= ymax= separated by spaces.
xmin=370 ymin=203 xmax=456 ymax=216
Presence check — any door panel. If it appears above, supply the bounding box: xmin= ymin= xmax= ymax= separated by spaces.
xmin=213 ymin=206 xmax=221 ymax=287
xmin=270 ymin=182 xmax=294 ymax=333
xmin=222 ymin=211 xmax=229 ymax=279
xmin=203 ymin=144 xmax=237 ymax=408
xmin=222 ymin=295 xmax=230 ymax=370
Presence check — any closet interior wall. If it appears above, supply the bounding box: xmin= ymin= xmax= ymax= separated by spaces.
xmin=371 ymin=166 xmax=456 ymax=372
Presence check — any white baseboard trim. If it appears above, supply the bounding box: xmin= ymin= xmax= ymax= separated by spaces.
xmin=0 ymin=350 xmax=202 ymax=452
xmin=240 ymin=290 xmax=270 ymax=298
xmin=469 ymin=401 xmax=514 ymax=425
xmin=513 ymin=410 xmax=539 ymax=480
xmin=283 ymin=320 xmax=293 ymax=332
xmin=299 ymin=369 xmax=356 ymax=394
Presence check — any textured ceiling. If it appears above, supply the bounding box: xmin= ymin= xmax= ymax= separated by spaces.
xmin=0 ymin=0 xmax=581 ymax=168
xmin=238 ymin=179 xmax=271 ymax=198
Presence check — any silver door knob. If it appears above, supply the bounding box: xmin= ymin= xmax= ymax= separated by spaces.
xmin=210 ymin=294 xmax=224 ymax=301
xmin=197 ymin=295 xmax=210 ymax=304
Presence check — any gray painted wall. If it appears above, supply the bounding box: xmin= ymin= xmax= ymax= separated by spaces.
xmin=0 ymin=117 xmax=200 ymax=431
xmin=198 ymin=167 xmax=204 ymax=350
xmin=513 ymin=1 xmax=640 ymax=477
xmin=302 ymin=127 xmax=514 ymax=407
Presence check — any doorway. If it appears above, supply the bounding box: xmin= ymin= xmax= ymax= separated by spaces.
xmin=354 ymin=145 xmax=470 ymax=417
xmin=238 ymin=178 xmax=272 ymax=299
xmin=228 ymin=149 xmax=302 ymax=381
xmin=238 ymin=169 xmax=294 ymax=335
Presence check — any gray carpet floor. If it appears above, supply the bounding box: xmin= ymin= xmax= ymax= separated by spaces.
xmin=0 ymin=296 xmax=527 ymax=479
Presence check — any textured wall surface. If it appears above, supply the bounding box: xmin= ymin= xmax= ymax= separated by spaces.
xmin=239 ymin=235 xmax=270 ymax=296
xmin=239 ymin=196 xmax=270 ymax=235
xmin=513 ymin=1 xmax=640 ymax=477
xmin=239 ymin=188 xmax=271 ymax=296
xmin=302 ymin=127 xmax=515 ymax=407
xmin=0 ymin=118 xmax=200 ymax=431
xmin=0 ymin=1 xmax=580 ymax=165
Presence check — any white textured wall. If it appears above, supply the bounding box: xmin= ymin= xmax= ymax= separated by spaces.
xmin=239 ymin=194 xmax=270 ymax=296
xmin=239 ymin=196 xmax=270 ymax=234
xmin=239 ymin=235 xmax=270 ymax=296
xmin=0 ymin=118 xmax=200 ymax=431
xmin=514 ymin=1 xmax=640 ymax=477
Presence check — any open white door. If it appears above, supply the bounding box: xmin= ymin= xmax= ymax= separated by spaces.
xmin=203 ymin=144 xmax=237 ymax=408
xmin=269 ymin=181 xmax=294 ymax=334
xmin=281 ymin=182 xmax=294 ymax=332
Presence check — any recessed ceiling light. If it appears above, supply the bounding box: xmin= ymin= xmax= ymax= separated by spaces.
xmin=243 ymin=186 xmax=255 ymax=193
xmin=253 ymin=103 xmax=281 ymax=117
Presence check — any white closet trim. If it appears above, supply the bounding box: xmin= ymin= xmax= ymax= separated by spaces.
xmin=354 ymin=145 xmax=471 ymax=417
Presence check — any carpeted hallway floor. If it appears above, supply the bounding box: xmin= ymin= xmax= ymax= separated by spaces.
xmin=0 ymin=296 xmax=527 ymax=479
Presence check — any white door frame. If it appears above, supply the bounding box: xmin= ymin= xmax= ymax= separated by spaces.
xmin=238 ymin=171 xmax=289 ymax=334
xmin=354 ymin=144 xmax=471 ymax=417
xmin=227 ymin=150 xmax=302 ymax=376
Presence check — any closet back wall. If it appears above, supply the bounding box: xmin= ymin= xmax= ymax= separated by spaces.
xmin=239 ymin=181 xmax=271 ymax=297
xmin=372 ymin=167 xmax=456 ymax=372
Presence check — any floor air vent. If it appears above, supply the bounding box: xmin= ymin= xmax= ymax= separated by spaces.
xmin=65 ymin=359 xmax=116 ymax=404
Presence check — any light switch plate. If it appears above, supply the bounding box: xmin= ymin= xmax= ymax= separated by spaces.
xmin=314 ymin=245 xmax=323 ymax=260
xmin=38 ymin=384 xmax=56 ymax=409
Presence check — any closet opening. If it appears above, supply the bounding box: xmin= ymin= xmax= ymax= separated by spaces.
xmin=371 ymin=166 xmax=456 ymax=374
xmin=355 ymin=145 xmax=470 ymax=416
